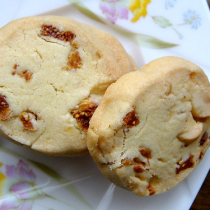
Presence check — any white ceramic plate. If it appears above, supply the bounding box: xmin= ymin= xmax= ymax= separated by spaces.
xmin=0 ymin=0 xmax=210 ymax=210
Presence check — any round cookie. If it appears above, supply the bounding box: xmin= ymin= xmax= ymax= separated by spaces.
xmin=0 ymin=16 xmax=125 ymax=156
xmin=81 ymin=24 xmax=138 ymax=73
xmin=127 ymin=54 xmax=138 ymax=71
xmin=87 ymin=56 xmax=210 ymax=196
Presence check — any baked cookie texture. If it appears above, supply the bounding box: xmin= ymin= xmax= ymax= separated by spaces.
xmin=87 ymin=56 xmax=210 ymax=196
xmin=81 ymin=24 xmax=138 ymax=73
xmin=0 ymin=16 xmax=127 ymax=156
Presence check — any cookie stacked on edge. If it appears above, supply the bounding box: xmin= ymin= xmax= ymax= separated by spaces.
xmin=87 ymin=56 xmax=210 ymax=196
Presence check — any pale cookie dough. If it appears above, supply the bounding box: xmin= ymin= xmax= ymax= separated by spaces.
xmin=81 ymin=24 xmax=138 ymax=72
xmin=87 ymin=56 xmax=210 ymax=196
xmin=0 ymin=16 xmax=125 ymax=156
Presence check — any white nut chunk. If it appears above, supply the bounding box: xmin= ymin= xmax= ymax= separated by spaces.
xmin=191 ymin=91 xmax=210 ymax=118
xmin=177 ymin=121 xmax=203 ymax=144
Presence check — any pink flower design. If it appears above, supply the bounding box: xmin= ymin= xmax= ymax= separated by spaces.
xmin=0 ymin=159 xmax=83 ymax=210
xmin=10 ymin=182 xmax=35 ymax=200
xmin=99 ymin=1 xmax=129 ymax=24
xmin=0 ymin=160 xmax=41 ymax=210
xmin=6 ymin=160 xmax=36 ymax=182
xmin=0 ymin=198 xmax=32 ymax=210
xmin=116 ymin=5 xmax=129 ymax=19
xmin=107 ymin=0 xmax=121 ymax=2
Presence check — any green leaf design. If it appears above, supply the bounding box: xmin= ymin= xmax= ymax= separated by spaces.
xmin=73 ymin=3 xmax=105 ymax=24
xmin=72 ymin=3 xmax=178 ymax=49
xmin=152 ymin=16 xmax=172 ymax=28
xmin=133 ymin=33 xmax=178 ymax=48
xmin=28 ymin=160 xmax=93 ymax=209
xmin=113 ymin=27 xmax=178 ymax=48
xmin=28 ymin=160 xmax=63 ymax=180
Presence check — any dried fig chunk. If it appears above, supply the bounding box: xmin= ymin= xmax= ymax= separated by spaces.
xmin=147 ymin=184 xmax=156 ymax=196
xmin=40 ymin=25 xmax=82 ymax=70
xmin=0 ymin=95 xmax=11 ymax=120
xmin=133 ymin=158 xmax=146 ymax=173
xmin=191 ymin=91 xmax=210 ymax=118
xmin=176 ymin=154 xmax=194 ymax=174
xmin=71 ymin=99 xmax=98 ymax=131
xmin=19 ymin=111 xmax=39 ymax=131
xmin=177 ymin=122 xmax=203 ymax=144
xmin=68 ymin=51 xmax=82 ymax=69
xmin=20 ymin=70 xmax=33 ymax=81
xmin=134 ymin=164 xmax=145 ymax=173
xmin=139 ymin=146 xmax=152 ymax=159
xmin=199 ymin=132 xmax=208 ymax=146
xmin=101 ymin=161 xmax=115 ymax=166
xmin=199 ymin=151 xmax=204 ymax=160
xmin=13 ymin=64 xmax=18 ymax=70
xmin=121 ymin=158 xmax=134 ymax=165
xmin=12 ymin=64 xmax=33 ymax=81
xmin=40 ymin=25 xmax=77 ymax=48
xmin=123 ymin=109 xmax=139 ymax=129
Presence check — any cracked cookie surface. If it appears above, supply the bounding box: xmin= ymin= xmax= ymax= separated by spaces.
xmin=0 ymin=16 xmax=124 ymax=156
xmin=87 ymin=56 xmax=210 ymax=196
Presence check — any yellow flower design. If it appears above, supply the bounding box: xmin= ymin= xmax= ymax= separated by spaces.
xmin=129 ymin=0 xmax=151 ymax=22
xmin=0 ymin=162 xmax=6 ymax=197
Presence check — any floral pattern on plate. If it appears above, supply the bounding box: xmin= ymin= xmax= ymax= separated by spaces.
xmin=0 ymin=160 xmax=39 ymax=210
xmin=71 ymin=0 xmax=202 ymax=46
xmin=0 ymin=147 xmax=92 ymax=210
xmin=0 ymin=0 xmax=210 ymax=210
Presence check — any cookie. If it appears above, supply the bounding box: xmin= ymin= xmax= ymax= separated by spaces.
xmin=82 ymin=24 xmax=138 ymax=73
xmin=0 ymin=16 xmax=125 ymax=156
xmin=87 ymin=56 xmax=210 ymax=196
xmin=127 ymin=54 xmax=138 ymax=71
